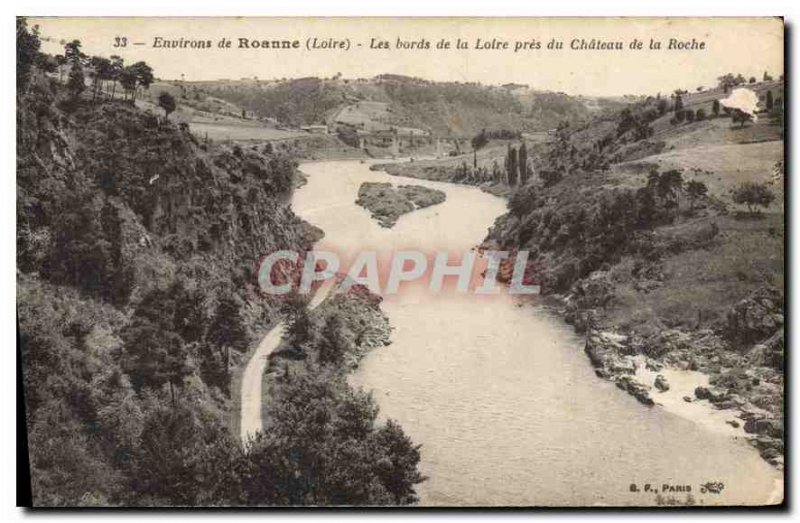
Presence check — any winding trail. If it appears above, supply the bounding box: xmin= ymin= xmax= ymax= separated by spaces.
xmin=239 ymin=278 xmax=337 ymax=445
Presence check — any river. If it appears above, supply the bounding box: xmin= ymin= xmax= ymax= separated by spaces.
xmin=292 ymin=159 xmax=782 ymax=507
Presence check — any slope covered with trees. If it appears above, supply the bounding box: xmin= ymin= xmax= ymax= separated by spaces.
xmin=17 ymin=18 xmax=423 ymax=506
xmin=198 ymin=74 xmax=624 ymax=136
xmin=481 ymin=86 xmax=785 ymax=467
xmin=371 ymin=73 xmax=784 ymax=468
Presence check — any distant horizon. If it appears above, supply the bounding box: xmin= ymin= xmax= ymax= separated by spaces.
xmin=151 ymin=72 xmax=782 ymax=99
xmin=153 ymin=74 xmax=654 ymax=99
xmin=30 ymin=17 xmax=783 ymax=98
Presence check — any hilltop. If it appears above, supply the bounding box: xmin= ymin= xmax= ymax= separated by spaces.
xmin=181 ymin=74 xmax=626 ymax=138
xmin=40 ymin=69 xmax=626 ymax=160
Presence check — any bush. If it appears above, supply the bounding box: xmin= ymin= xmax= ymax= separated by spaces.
xmin=539 ymin=169 xmax=563 ymax=187
xmin=336 ymin=126 xmax=360 ymax=148
xmin=732 ymin=181 xmax=775 ymax=216
xmin=509 ymin=184 xmax=540 ymax=217
xmin=471 ymin=129 xmax=489 ymax=150
xmin=731 ymin=109 xmax=753 ymax=128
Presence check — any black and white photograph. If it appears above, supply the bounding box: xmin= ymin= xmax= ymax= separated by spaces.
xmin=15 ymin=15 xmax=786 ymax=508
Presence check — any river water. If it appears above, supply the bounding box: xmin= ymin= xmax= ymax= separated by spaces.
xmin=293 ymin=159 xmax=782 ymax=507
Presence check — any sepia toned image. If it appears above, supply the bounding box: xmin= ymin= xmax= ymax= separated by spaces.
xmin=16 ymin=16 xmax=784 ymax=507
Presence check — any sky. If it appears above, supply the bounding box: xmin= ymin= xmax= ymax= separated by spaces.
xmin=29 ymin=17 xmax=784 ymax=97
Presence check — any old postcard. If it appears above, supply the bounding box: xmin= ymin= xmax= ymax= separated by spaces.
xmin=17 ymin=17 xmax=784 ymax=507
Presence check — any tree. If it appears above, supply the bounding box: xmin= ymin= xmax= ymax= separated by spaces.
xmin=64 ymin=39 xmax=83 ymax=65
xmin=158 ymin=91 xmax=177 ymax=121
xmin=732 ymin=182 xmax=775 ymax=216
xmin=540 ymin=168 xmax=563 ymax=188
xmin=685 ymin=109 xmax=695 ymax=123
xmin=771 ymin=96 xmax=784 ymax=132
xmin=108 ymin=55 xmax=124 ymax=100
xmin=749 ymin=76 xmax=757 ymax=84
xmin=732 ymin=109 xmax=753 ymax=128
xmin=17 ymin=17 xmax=41 ymax=90
xmin=505 ymin=144 xmax=518 ymax=185
xmin=284 ymin=295 xmax=314 ymax=352
xmin=685 ymin=180 xmax=708 ymax=212
xmin=491 ymin=160 xmax=502 ymax=183
xmin=371 ymin=419 xmax=426 ymax=504
xmin=718 ymin=73 xmax=745 ymax=92
xmin=121 ymin=61 xmax=154 ymax=103
xmin=208 ymin=292 xmax=247 ymax=366
xmin=89 ymin=56 xmax=112 ymax=101
xmin=518 ymin=142 xmax=529 ymax=184
xmin=55 ymin=54 xmax=67 ymax=82
xmin=122 ymin=317 xmax=191 ymax=405
xmin=763 ymin=71 xmax=773 ymax=82
xmin=470 ymin=129 xmax=489 ymax=171
xmin=133 ymin=405 xmax=244 ymax=505
xmin=712 ymin=99 xmax=720 ymax=117
xmin=122 ymin=283 xmax=202 ymax=402
xmin=766 ymin=90 xmax=774 ymax=111
xmin=317 ymin=314 xmax=350 ymax=365
xmin=655 ymin=169 xmax=683 ymax=216
xmin=243 ymin=370 xmax=424 ymax=505
xmin=657 ymin=98 xmax=668 ymax=115
xmin=67 ymin=60 xmax=86 ymax=100
xmin=471 ymin=129 xmax=489 ymax=151
xmin=635 ymin=185 xmax=658 ymax=228
xmin=131 ymin=61 xmax=154 ymax=92
xmin=508 ymin=183 xmax=539 ymax=217
xmin=119 ymin=67 xmax=137 ymax=102
xmin=696 ymin=108 xmax=706 ymax=121
xmin=673 ymin=93 xmax=683 ymax=113
xmin=35 ymin=53 xmax=58 ymax=77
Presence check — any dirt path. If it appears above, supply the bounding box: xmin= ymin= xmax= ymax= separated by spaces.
xmin=239 ymin=278 xmax=337 ymax=445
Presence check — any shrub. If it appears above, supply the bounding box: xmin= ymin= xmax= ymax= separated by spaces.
xmin=685 ymin=180 xmax=708 ymax=211
xmin=336 ymin=126 xmax=360 ymax=148
xmin=731 ymin=109 xmax=753 ymax=128
xmin=539 ymin=168 xmax=563 ymax=187
xmin=471 ymin=129 xmax=489 ymax=150
xmin=732 ymin=181 xmax=775 ymax=216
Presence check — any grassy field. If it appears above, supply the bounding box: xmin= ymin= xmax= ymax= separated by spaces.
xmin=186 ymin=121 xmax=306 ymax=141
xmin=604 ymin=212 xmax=784 ymax=334
xmin=613 ymin=136 xmax=783 ymax=210
xmin=576 ymin=111 xmax=784 ymax=333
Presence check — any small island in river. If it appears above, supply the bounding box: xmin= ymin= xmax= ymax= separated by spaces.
xmin=355 ymin=182 xmax=446 ymax=228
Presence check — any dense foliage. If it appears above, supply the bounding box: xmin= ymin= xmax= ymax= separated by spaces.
xmin=17 ymin=19 xmax=422 ymax=506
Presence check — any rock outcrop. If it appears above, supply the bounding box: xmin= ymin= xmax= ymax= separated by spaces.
xmin=724 ymin=286 xmax=784 ymax=347
xmin=585 ymin=330 xmax=654 ymax=406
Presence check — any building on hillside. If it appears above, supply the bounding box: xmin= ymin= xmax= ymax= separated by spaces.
xmin=682 ymin=80 xmax=784 ymax=113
